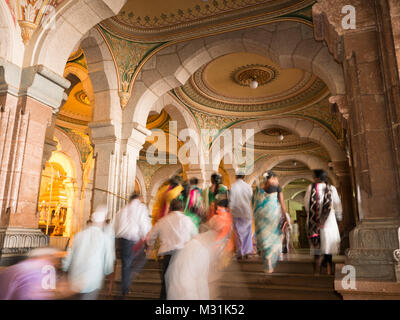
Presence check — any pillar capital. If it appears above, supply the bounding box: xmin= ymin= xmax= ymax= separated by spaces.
xmin=19 ymin=65 xmax=70 ymax=112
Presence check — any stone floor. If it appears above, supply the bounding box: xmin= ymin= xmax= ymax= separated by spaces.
xmin=100 ymin=250 xmax=345 ymax=300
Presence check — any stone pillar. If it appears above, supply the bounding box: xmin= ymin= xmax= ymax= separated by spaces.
xmin=314 ymin=0 xmax=400 ymax=291
xmin=0 ymin=61 xmax=70 ymax=264
xmin=333 ymin=161 xmax=357 ymax=253
xmin=89 ymin=121 xmax=149 ymax=219
xmin=89 ymin=121 xmax=123 ymax=219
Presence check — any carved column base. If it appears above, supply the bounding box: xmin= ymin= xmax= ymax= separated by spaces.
xmin=344 ymin=220 xmax=400 ymax=282
xmin=0 ymin=227 xmax=49 ymax=266
xmin=335 ymin=264 xmax=400 ymax=300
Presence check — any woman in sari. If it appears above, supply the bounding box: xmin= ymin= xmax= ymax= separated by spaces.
xmin=181 ymin=178 xmax=205 ymax=230
xmin=252 ymin=171 xmax=287 ymax=273
xmin=204 ymin=173 xmax=228 ymax=221
xmin=208 ymin=198 xmax=234 ymax=269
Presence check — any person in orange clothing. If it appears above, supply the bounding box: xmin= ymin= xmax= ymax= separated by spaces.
xmin=208 ymin=198 xmax=234 ymax=270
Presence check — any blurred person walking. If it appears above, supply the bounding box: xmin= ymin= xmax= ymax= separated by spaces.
xmin=208 ymin=198 xmax=235 ymax=270
xmin=152 ymin=176 xmax=184 ymax=225
xmin=252 ymin=171 xmax=288 ymax=273
xmin=229 ymin=173 xmax=254 ymax=260
xmin=146 ymin=198 xmax=198 ymax=300
xmin=304 ymin=170 xmax=343 ymax=275
xmin=204 ymin=173 xmax=228 ymax=221
xmin=62 ymin=205 xmax=115 ymax=300
xmin=113 ymin=193 xmax=152 ymax=297
xmin=0 ymin=248 xmax=61 ymax=300
xmin=181 ymin=178 xmax=205 ymax=229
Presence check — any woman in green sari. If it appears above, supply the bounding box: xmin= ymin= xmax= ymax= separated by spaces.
xmin=252 ymin=171 xmax=288 ymax=273
xmin=180 ymin=178 xmax=205 ymax=229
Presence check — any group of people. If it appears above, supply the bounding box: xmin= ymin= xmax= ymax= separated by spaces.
xmin=0 ymin=169 xmax=343 ymax=300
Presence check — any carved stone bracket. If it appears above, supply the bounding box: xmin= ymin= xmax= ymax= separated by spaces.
xmin=329 ymin=95 xmax=350 ymax=120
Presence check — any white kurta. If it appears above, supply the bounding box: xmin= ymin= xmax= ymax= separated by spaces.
xmin=114 ymin=199 xmax=152 ymax=242
xmin=229 ymin=179 xmax=253 ymax=219
xmin=62 ymin=225 xmax=115 ymax=293
xmin=304 ymin=183 xmax=343 ymax=255
xmin=165 ymin=230 xmax=219 ymax=300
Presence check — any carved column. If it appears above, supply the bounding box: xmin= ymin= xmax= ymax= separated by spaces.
xmin=89 ymin=121 xmax=149 ymax=220
xmin=333 ymin=160 xmax=357 ymax=253
xmin=0 ymin=61 xmax=70 ymax=264
xmin=314 ymin=0 xmax=400 ymax=284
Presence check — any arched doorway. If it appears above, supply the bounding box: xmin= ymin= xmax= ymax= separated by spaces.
xmin=38 ymin=152 xmax=76 ymax=241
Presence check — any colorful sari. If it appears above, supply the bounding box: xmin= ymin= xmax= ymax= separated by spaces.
xmin=152 ymin=184 xmax=184 ymax=225
xmin=208 ymin=206 xmax=234 ymax=270
xmin=149 ymin=183 xmax=183 ymax=260
xmin=252 ymin=187 xmax=283 ymax=271
xmin=183 ymin=186 xmax=204 ymax=229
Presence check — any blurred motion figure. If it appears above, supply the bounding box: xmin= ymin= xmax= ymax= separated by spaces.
xmin=62 ymin=205 xmax=115 ymax=300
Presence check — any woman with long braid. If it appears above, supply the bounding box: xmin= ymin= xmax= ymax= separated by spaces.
xmin=304 ymin=170 xmax=343 ymax=275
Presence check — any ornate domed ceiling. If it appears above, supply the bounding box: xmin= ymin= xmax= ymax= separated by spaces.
xmin=245 ymin=129 xmax=331 ymax=163
xmin=173 ymin=52 xmax=329 ymax=117
xmin=58 ymin=82 xmax=91 ymax=125
xmin=248 ymin=129 xmax=322 ymax=153
xmin=99 ymin=0 xmax=315 ymax=42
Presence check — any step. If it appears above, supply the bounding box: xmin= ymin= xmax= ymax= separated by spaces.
xmin=215 ymin=283 xmax=341 ymax=300
xmin=218 ymin=271 xmax=335 ymax=289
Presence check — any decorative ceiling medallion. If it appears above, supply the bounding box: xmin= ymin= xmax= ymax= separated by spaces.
xmin=174 ymin=76 xmax=328 ymax=117
xmin=231 ymin=64 xmax=279 ymax=87
xmin=75 ymin=90 xmax=90 ymax=106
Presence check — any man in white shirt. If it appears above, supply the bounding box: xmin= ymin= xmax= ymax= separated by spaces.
xmin=229 ymin=174 xmax=254 ymax=260
xmin=114 ymin=193 xmax=152 ymax=297
xmin=62 ymin=205 xmax=115 ymax=300
xmin=146 ymin=198 xmax=198 ymax=300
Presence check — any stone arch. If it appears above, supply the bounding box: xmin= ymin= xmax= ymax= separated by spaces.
xmin=53 ymin=127 xmax=83 ymax=190
xmin=246 ymin=153 xmax=337 ymax=187
xmin=127 ymin=20 xmax=345 ymax=128
xmin=152 ymin=93 xmax=199 ymax=134
xmin=0 ymin=0 xmax=24 ymax=66
xmin=23 ymin=0 xmax=126 ymax=75
xmin=150 ymin=93 xmax=206 ymax=170
xmin=280 ymin=174 xmax=314 ymax=189
xmin=210 ymin=117 xmax=346 ymax=170
xmin=63 ymin=63 xmax=94 ymax=105
xmin=79 ymin=28 xmax=121 ymax=123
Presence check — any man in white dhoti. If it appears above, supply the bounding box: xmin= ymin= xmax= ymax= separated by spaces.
xmin=229 ymin=173 xmax=254 ymax=260
xmin=304 ymin=170 xmax=343 ymax=275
